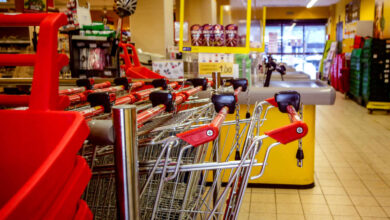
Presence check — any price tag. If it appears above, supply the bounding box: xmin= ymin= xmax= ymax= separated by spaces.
xmin=199 ymin=62 xmax=233 ymax=76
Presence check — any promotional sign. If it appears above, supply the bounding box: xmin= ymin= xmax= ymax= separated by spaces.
xmin=152 ymin=60 xmax=184 ymax=79
xmin=198 ymin=62 xmax=234 ymax=76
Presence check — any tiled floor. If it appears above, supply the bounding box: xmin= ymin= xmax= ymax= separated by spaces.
xmin=239 ymin=93 xmax=390 ymax=220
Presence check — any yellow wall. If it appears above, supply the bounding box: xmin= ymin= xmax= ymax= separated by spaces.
xmin=266 ymin=7 xmax=330 ymax=20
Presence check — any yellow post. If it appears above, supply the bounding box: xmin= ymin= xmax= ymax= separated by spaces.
xmin=245 ymin=0 xmax=252 ymax=50
xmin=220 ymin=5 xmax=224 ymax=25
xmin=179 ymin=0 xmax=185 ymax=52
xmin=262 ymin=6 xmax=266 ymax=50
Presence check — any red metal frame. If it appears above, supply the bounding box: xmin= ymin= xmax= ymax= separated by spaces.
xmin=118 ymin=43 xmax=165 ymax=79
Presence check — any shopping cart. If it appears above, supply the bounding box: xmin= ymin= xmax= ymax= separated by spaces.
xmin=80 ymin=76 xmax=308 ymax=220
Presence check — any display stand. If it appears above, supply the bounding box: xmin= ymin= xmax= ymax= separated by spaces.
xmin=178 ymin=0 xmax=266 ymax=54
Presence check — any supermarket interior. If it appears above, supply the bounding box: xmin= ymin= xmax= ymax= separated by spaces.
xmin=1 ymin=0 xmax=390 ymax=219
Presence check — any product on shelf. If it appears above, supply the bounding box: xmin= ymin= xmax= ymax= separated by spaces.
xmin=213 ymin=24 xmax=224 ymax=46
xmin=225 ymin=24 xmax=238 ymax=47
xmin=202 ymin=24 xmax=213 ymax=46
xmin=190 ymin=24 xmax=203 ymax=46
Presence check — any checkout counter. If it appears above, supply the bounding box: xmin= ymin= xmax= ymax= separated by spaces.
xmin=204 ymin=78 xmax=335 ymax=188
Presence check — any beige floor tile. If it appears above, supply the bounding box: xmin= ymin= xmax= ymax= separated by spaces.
xmin=240 ymin=202 xmax=251 ymax=213
xmin=249 ymin=213 xmax=276 ymax=220
xmin=350 ymin=196 xmax=379 ymax=206
xmin=300 ymin=194 xmax=327 ymax=204
xmin=251 ymin=193 xmax=275 ymax=203
xmin=275 ymin=194 xmax=300 ymax=204
xmin=376 ymin=197 xmax=390 ymax=207
xmin=319 ymin=178 xmax=343 ymax=187
xmin=346 ymin=187 xmax=372 ymax=196
xmin=242 ymin=192 xmax=251 ymax=203
xmin=355 ymin=206 xmax=387 ymax=217
xmin=321 ymin=186 xmax=348 ymax=195
xmin=305 ymin=215 xmax=334 ymax=220
xmin=329 ymin=205 xmax=359 ymax=216
xmin=276 ymin=203 xmax=303 ymax=214
xmin=275 ymin=189 xmax=299 ymax=195
xmin=298 ymin=187 xmax=323 ymax=195
xmin=251 ymin=188 xmax=275 ymax=194
xmin=325 ymin=195 xmax=353 ymax=205
xmin=277 ymin=214 xmax=304 ymax=220
xmin=333 ymin=216 xmax=361 ymax=220
xmin=369 ymin=188 xmax=390 ymax=197
xmin=238 ymin=212 xmax=249 ymax=220
xmin=302 ymin=204 xmax=331 ymax=215
xmin=361 ymin=217 xmax=390 ymax=220
xmin=380 ymin=206 xmax=390 ymax=217
xmin=250 ymin=202 xmax=276 ymax=214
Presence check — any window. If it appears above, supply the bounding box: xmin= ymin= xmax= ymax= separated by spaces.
xmin=265 ymin=20 xmax=327 ymax=79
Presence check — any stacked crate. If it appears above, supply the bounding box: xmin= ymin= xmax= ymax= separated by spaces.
xmin=361 ymin=39 xmax=390 ymax=103
xmin=349 ymin=48 xmax=363 ymax=98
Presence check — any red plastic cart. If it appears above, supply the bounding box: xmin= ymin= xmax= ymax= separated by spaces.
xmin=0 ymin=13 xmax=91 ymax=220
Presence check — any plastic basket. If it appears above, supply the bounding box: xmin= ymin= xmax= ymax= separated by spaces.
xmin=43 ymin=156 xmax=92 ymax=219
xmin=0 ymin=13 xmax=90 ymax=219
xmin=73 ymin=200 xmax=93 ymax=220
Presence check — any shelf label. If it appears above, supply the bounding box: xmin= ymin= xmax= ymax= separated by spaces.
xmin=199 ymin=62 xmax=233 ymax=76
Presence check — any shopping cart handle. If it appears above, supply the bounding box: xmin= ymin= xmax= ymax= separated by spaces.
xmin=87 ymin=92 xmax=114 ymax=113
xmin=149 ymin=91 xmax=174 ymax=112
xmin=152 ymin=78 xmax=169 ymax=90
xmin=76 ymin=79 xmax=93 ymax=90
xmin=231 ymin=78 xmax=248 ymax=92
xmin=264 ymin=105 xmax=308 ymax=144
xmin=266 ymin=91 xmax=301 ymax=113
xmin=187 ymin=78 xmax=209 ymax=90
xmin=177 ymin=106 xmax=229 ymax=147
xmin=114 ymin=77 xmax=131 ymax=90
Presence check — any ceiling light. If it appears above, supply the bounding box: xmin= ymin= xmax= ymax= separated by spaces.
xmin=223 ymin=5 xmax=231 ymax=11
xmin=306 ymin=0 xmax=318 ymax=8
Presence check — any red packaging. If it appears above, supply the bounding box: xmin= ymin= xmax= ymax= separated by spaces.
xmin=202 ymin=24 xmax=213 ymax=46
xmin=213 ymin=24 xmax=224 ymax=46
xmin=225 ymin=24 xmax=238 ymax=47
xmin=191 ymin=24 xmax=203 ymax=46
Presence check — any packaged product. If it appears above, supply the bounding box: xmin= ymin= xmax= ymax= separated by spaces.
xmin=190 ymin=24 xmax=203 ymax=46
xmin=202 ymin=24 xmax=213 ymax=46
xmin=213 ymin=24 xmax=225 ymax=46
xmin=225 ymin=24 xmax=238 ymax=47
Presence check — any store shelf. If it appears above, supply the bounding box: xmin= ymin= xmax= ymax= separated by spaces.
xmin=71 ymin=35 xmax=108 ymax=41
xmin=0 ymin=40 xmax=30 ymax=45
xmin=182 ymin=46 xmax=250 ymax=54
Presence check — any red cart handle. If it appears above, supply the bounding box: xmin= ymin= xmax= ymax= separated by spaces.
xmin=176 ymin=106 xmax=229 ymax=147
xmin=264 ymin=104 xmax=308 ymax=144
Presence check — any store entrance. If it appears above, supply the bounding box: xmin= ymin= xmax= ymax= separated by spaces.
xmin=265 ymin=20 xmax=327 ymax=79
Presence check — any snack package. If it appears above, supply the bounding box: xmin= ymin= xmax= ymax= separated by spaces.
xmin=202 ymin=24 xmax=213 ymax=46
xmin=213 ymin=24 xmax=225 ymax=46
xmin=225 ymin=24 xmax=238 ymax=47
xmin=190 ymin=24 xmax=203 ymax=46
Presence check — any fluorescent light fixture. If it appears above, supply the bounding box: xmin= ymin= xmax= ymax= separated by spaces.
xmin=223 ymin=5 xmax=231 ymax=11
xmin=288 ymin=23 xmax=296 ymax=32
xmin=306 ymin=0 xmax=318 ymax=8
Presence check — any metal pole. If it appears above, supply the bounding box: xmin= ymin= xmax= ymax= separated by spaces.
xmin=112 ymin=105 xmax=139 ymax=220
xmin=212 ymin=71 xmax=221 ymax=89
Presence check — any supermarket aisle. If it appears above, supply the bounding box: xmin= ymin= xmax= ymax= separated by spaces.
xmin=240 ymin=92 xmax=390 ymax=220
